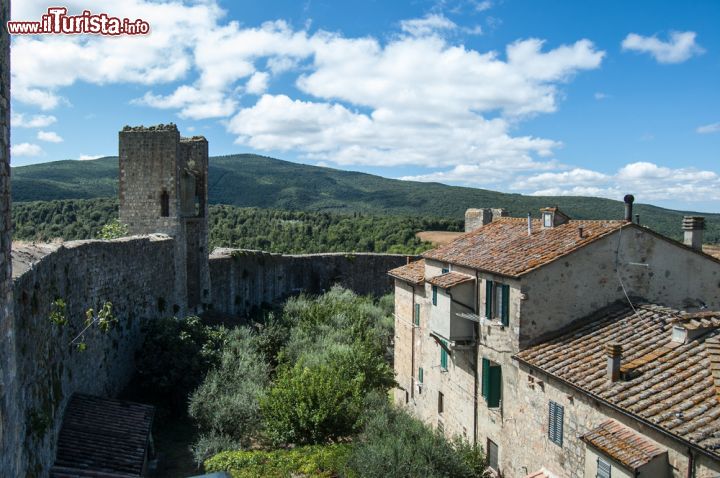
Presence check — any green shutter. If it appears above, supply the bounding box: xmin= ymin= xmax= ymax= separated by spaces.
xmin=481 ymin=358 xmax=490 ymax=400
xmin=440 ymin=340 xmax=448 ymax=370
xmin=414 ymin=303 xmax=420 ymax=326
xmin=485 ymin=280 xmax=493 ymax=318
xmin=432 ymin=286 xmax=437 ymax=306
xmin=487 ymin=365 xmax=501 ymax=407
xmin=501 ymin=284 xmax=510 ymax=326
xmin=418 ymin=367 xmax=424 ymax=383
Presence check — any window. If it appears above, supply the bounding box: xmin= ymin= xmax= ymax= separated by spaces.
xmin=414 ymin=303 xmax=420 ymax=326
xmin=418 ymin=367 xmax=424 ymax=384
xmin=596 ymin=457 xmax=611 ymax=478
xmin=438 ymin=392 xmax=444 ymax=414
xmin=432 ymin=285 xmax=438 ymax=306
xmin=440 ymin=340 xmax=449 ymax=371
xmin=548 ymin=401 xmax=564 ymax=446
xmin=543 ymin=212 xmax=553 ymax=228
xmin=160 ymin=190 xmax=170 ymax=217
xmin=485 ymin=280 xmax=510 ymax=326
xmin=442 ymin=267 xmax=449 ymax=274
xmin=487 ymin=439 xmax=499 ymax=470
xmin=481 ymin=358 xmax=501 ymax=408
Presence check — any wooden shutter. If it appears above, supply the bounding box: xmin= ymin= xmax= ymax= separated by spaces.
xmin=418 ymin=367 xmax=424 ymax=383
xmin=487 ymin=364 xmax=501 ymax=408
xmin=440 ymin=340 xmax=448 ymax=370
xmin=596 ymin=457 xmax=611 ymax=478
xmin=485 ymin=280 xmax=493 ymax=318
xmin=501 ymin=284 xmax=510 ymax=326
xmin=481 ymin=358 xmax=490 ymax=400
xmin=432 ymin=286 xmax=438 ymax=306
xmin=548 ymin=401 xmax=564 ymax=446
xmin=414 ymin=303 xmax=420 ymax=326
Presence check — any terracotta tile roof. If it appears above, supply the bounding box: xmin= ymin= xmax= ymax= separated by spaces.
xmin=423 ymin=217 xmax=627 ymax=277
xmin=427 ymin=271 xmax=475 ymax=289
xmin=515 ymin=303 xmax=720 ymax=459
xmin=581 ymin=419 xmax=665 ymax=470
xmin=388 ymin=259 xmax=425 ymax=285
xmin=50 ymin=394 xmax=155 ymax=478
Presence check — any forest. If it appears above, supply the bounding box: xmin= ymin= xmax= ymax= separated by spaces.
xmin=12 ymin=198 xmax=462 ymax=254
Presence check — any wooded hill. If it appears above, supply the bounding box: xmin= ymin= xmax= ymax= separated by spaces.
xmin=11 ymin=154 xmax=719 ymax=242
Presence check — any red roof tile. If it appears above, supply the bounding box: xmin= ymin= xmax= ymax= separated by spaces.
xmin=515 ymin=303 xmax=720 ymax=459
xmin=423 ymin=217 xmax=626 ymax=277
xmin=388 ymin=259 xmax=425 ymax=285
xmin=581 ymin=420 xmax=665 ymax=470
xmin=427 ymin=272 xmax=475 ymax=289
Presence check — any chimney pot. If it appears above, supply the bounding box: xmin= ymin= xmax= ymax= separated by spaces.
xmin=623 ymin=194 xmax=634 ymax=222
xmin=578 ymin=226 xmax=584 ymax=239
xmin=606 ymin=343 xmax=622 ymax=382
xmin=527 ymin=212 xmax=532 ymax=235
xmin=682 ymin=216 xmax=705 ymax=251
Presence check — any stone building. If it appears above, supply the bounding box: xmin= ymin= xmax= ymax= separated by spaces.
xmin=119 ymin=124 xmax=210 ymax=314
xmin=389 ymin=201 xmax=720 ymax=477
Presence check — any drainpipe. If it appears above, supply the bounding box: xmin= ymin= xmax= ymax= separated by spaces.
xmin=474 ymin=271 xmax=480 ymax=446
xmin=411 ymin=285 xmax=416 ymax=400
xmin=686 ymin=448 xmax=694 ymax=478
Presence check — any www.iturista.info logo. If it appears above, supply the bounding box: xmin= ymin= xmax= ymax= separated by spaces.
xmin=7 ymin=7 xmax=151 ymax=35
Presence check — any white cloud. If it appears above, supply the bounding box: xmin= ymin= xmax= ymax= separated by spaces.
xmin=11 ymin=142 xmax=43 ymax=157
xmin=514 ymin=161 xmax=720 ymax=202
xmin=697 ymin=122 xmax=720 ymax=134
xmin=400 ymin=14 xmax=458 ymax=37
xmin=594 ymin=92 xmax=609 ymax=100
xmin=246 ymin=72 xmax=270 ymax=94
xmin=11 ymin=113 xmax=57 ymax=128
xmin=475 ymin=1 xmax=493 ymax=12
xmin=37 ymin=130 xmax=63 ymax=143
xmin=621 ymin=31 xmax=704 ymax=64
xmin=78 ymin=154 xmax=102 ymax=161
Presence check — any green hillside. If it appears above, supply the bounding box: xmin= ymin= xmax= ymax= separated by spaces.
xmin=11 ymin=154 xmax=720 ymax=242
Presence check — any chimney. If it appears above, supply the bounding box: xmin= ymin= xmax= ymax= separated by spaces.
xmin=682 ymin=216 xmax=705 ymax=251
xmin=606 ymin=343 xmax=622 ymax=382
xmin=623 ymin=194 xmax=634 ymax=222
xmin=527 ymin=212 xmax=532 ymax=235
xmin=465 ymin=208 xmax=494 ymax=232
xmin=635 ymin=214 xmax=640 ymax=225
xmin=578 ymin=226 xmax=584 ymax=239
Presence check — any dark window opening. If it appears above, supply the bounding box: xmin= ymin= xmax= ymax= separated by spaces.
xmin=487 ymin=439 xmax=499 ymax=470
xmin=485 ymin=280 xmax=510 ymax=326
xmin=432 ymin=285 xmax=438 ymax=306
xmin=160 ymin=190 xmax=170 ymax=217
xmin=438 ymin=392 xmax=444 ymax=415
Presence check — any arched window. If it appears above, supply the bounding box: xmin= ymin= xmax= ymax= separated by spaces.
xmin=160 ymin=190 xmax=169 ymax=217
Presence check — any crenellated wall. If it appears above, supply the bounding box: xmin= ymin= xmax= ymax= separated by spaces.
xmin=209 ymin=249 xmax=409 ymax=317
xmin=9 ymin=235 xmax=175 ymax=476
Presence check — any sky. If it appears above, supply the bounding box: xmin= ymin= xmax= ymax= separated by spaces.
xmin=8 ymin=0 xmax=720 ymax=212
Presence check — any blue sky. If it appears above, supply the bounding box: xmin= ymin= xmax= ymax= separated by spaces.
xmin=9 ymin=0 xmax=720 ymax=212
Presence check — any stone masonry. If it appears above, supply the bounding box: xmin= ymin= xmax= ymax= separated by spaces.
xmin=119 ymin=125 xmax=210 ymax=314
xmin=0 ymin=0 xmax=19 ymax=474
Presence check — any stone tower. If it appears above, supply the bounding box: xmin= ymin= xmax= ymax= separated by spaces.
xmin=118 ymin=124 xmax=210 ymax=313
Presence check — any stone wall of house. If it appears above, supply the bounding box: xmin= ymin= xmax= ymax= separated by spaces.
xmin=209 ymin=249 xmax=408 ymax=317
xmin=9 ymin=236 xmax=175 ymax=477
xmin=504 ymin=362 xmax=720 ymax=478
xmin=521 ymin=226 xmax=720 ymax=348
xmin=0 ymin=0 xmax=17 ymax=474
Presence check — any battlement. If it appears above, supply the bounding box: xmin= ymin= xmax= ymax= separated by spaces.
xmin=121 ymin=123 xmax=179 ymax=132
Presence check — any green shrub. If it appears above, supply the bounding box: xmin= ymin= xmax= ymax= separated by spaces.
xmin=204 ymin=444 xmax=352 ymax=478
xmin=189 ymin=328 xmax=269 ymax=460
xmin=97 ymin=218 xmax=128 ymax=239
xmin=135 ymin=316 xmax=226 ymax=409
xmin=347 ymin=394 xmax=487 ymax=478
xmin=261 ymin=347 xmax=393 ymax=446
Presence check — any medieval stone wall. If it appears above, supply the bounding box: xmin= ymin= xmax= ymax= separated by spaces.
xmin=10 ymin=236 xmax=175 ymax=476
xmin=209 ymin=249 xmax=409 ymax=316
xmin=0 ymin=0 xmax=17 ymax=474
